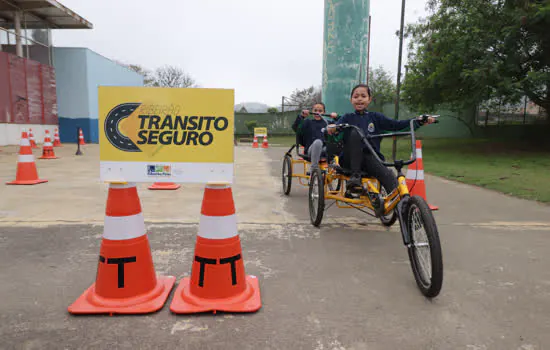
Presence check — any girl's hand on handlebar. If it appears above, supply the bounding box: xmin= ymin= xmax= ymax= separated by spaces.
xmin=330 ymin=112 xmax=338 ymax=119
xmin=326 ymin=124 xmax=337 ymax=135
xmin=301 ymin=110 xmax=310 ymax=117
xmin=417 ymin=114 xmax=438 ymax=125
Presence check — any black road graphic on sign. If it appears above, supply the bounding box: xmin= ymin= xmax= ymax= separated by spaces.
xmin=104 ymin=103 xmax=142 ymax=152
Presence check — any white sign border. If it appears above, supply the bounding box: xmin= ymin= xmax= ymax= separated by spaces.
xmin=100 ymin=161 xmax=234 ymax=184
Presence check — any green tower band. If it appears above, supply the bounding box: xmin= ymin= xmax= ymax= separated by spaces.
xmin=322 ymin=0 xmax=370 ymax=115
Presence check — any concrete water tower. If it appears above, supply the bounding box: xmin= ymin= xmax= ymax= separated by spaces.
xmin=322 ymin=0 xmax=370 ymax=115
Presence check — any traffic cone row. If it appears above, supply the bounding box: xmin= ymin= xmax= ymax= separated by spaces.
xmin=68 ymin=182 xmax=261 ymax=315
xmin=6 ymin=130 xmax=47 ymax=185
xmin=68 ymin=183 xmax=176 ymax=314
xmin=79 ymin=129 xmax=86 ymax=145
xmin=170 ymin=183 xmax=261 ymax=314
xmin=53 ymin=128 xmax=62 ymax=147
xmin=39 ymin=130 xmax=58 ymax=160
xmin=405 ymin=140 xmax=438 ymax=211
xmin=251 ymin=136 xmax=269 ymax=149
xmin=29 ymin=129 xmax=38 ymax=148
xmin=148 ymin=182 xmax=181 ymax=190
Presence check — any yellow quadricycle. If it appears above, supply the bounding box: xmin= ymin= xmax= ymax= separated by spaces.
xmin=284 ymin=117 xmax=444 ymax=299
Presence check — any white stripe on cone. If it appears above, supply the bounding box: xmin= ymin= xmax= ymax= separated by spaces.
xmin=416 ymin=149 xmax=422 ymax=158
xmin=18 ymin=154 xmax=35 ymax=163
xmin=103 ymin=213 xmax=146 ymax=240
xmin=44 ymin=142 xmax=53 ymax=147
xmin=198 ymin=214 xmax=238 ymax=240
xmin=20 ymin=138 xmax=30 ymax=146
xmin=205 ymin=184 xmax=230 ymax=189
xmin=406 ymin=169 xmax=425 ymax=180
xmin=110 ymin=182 xmax=136 ymax=189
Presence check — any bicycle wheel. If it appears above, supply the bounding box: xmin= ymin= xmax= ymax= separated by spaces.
xmin=379 ymin=186 xmax=397 ymax=227
xmin=309 ymin=168 xmax=325 ymax=227
xmin=282 ymin=155 xmax=292 ymax=195
xmin=406 ymin=195 xmax=443 ymax=298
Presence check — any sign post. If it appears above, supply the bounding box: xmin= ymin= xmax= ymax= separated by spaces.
xmin=99 ymin=86 xmax=235 ymax=184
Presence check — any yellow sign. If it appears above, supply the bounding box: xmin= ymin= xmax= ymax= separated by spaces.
xmin=99 ymin=86 xmax=234 ymax=183
xmin=254 ymin=127 xmax=267 ymax=137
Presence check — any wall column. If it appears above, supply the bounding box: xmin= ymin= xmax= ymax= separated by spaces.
xmin=14 ymin=11 xmax=23 ymax=57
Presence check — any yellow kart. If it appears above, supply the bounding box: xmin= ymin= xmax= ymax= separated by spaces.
xmin=303 ymin=118 xmax=443 ymax=298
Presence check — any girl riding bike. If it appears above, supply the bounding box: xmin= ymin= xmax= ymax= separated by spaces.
xmin=326 ymin=84 xmax=436 ymax=215
xmin=292 ymin=102 xmax=338 ymax=174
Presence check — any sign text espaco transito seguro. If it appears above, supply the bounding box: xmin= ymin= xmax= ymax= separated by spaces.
xmin=136 ymin=115 xmax=229 ymax=146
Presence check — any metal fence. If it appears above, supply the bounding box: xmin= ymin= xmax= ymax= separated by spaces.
xmin=235 ymin=111 xmax=300 ymax=135
xmin=475 ymin=97 xmax=548 ymax=126
xmin=0 ymin=51 xmax=58 ymax=125
xmin=235 ymin=98 xmax=549 ymax=138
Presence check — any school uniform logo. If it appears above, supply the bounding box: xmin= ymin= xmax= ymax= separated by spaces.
xmin=368 ymin=123 xmax=375 ymax=133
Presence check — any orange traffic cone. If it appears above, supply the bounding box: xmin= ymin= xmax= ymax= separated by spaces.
xmin=406 ymin=140 xmax=438 ymax=211
xmin=38 ymin=130 xmax=58 ymax=159
xmin=29 ymin=128 xmax=38 ymax=148
xmin=148 ymin=182 xmax=181 ymax=190
xmin=261 ymin=136 xmax=269 ymax=149
xmin=252 ymin=136 xmax=259 ymax=148
xmin=170 ymin=183 xmax=262 ymax=314
xmin=68 ymin=182 xmax=176 ymax=315
xmin=79 ymin=129 xmax=86 ymax=145
xmin=53 ymin=128 xmax=62 ymax=147
xmin=6 ymin=130 xmax=48 ymax=185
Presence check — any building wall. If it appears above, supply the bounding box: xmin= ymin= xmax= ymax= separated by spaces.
xmin=54 ymin=47 xmax=144 ymax=143
xmin=53 ymin=48 xmax=89 ymax=119
xmin=0 ymin=124 xmax=57 ymax=146
xmin=85 ymin=49 xmax=144 ymax=143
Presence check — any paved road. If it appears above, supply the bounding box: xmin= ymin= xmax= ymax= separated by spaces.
xmin=1 ymin=145 xmax=549 ymax=349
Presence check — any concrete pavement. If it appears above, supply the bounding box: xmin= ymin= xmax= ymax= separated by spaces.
xmin=0 ymin=144 xmax=549 ymax=349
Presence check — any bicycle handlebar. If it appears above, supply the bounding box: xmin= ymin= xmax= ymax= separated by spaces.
xmin=328 ymin=115 xmax=440 ymax=168
xmin=311 ymin=112 xmax=337 ymax=117
xmin=304 ymin=112 xmax=340 ymax=126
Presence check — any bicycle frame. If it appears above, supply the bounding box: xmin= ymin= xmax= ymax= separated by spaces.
xmin=323 ymin=159 xmax=402 ymax=213
xmin=321 ymin=119 xmax=425 ymax=246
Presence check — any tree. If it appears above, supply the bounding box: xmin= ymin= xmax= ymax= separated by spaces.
xmin=402 ymin=0 xmax=550 ymax=115
xmin=152 ymin=65 xmax=197 ymax=88
xmin=368 ymin=66 xmax=397 ymax=106
xmin=244 ymin=120 xmax=258 ymax=134
xmin=287 ymin=86 xmax=322 ymax=110
xmin=123 ymin=64 xmax=155 ymax=86
xmin=267 ymin=107 xmax=278 ymax=114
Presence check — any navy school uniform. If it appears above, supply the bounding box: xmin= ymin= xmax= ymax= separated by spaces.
xmin=336 ymin=110 xmax=421 ymax=160
xmin=301 ymin=118 xmax=329 ymax=153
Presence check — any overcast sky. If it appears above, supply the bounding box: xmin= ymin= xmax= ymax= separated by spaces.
xmin=53 ymin=0 xmax=429 ymax=107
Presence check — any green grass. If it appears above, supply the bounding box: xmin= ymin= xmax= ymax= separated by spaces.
xmin=260 ymin=135 xmax=550 ymax=203
xmin=265 ymin=135 xmax=298 ymax=147
xmin=382 ymin=138 xmax=550 ymax=203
